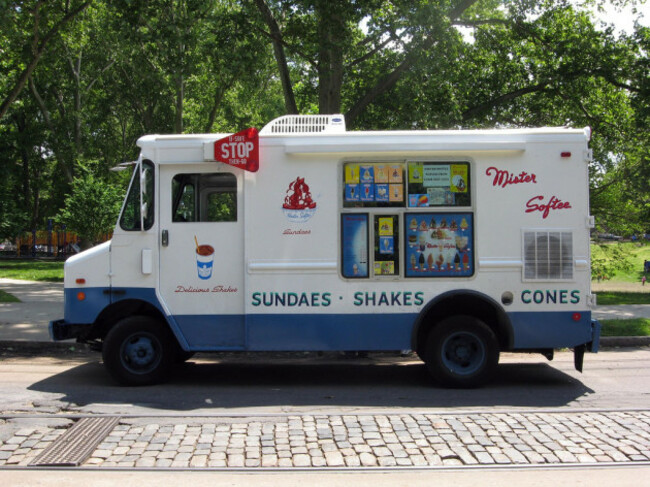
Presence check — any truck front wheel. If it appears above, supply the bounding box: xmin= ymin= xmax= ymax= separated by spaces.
xmin=102 ymin=316 xmax=175 ymax=386
xmin=423 ymin=316 xmax=499 ymax=388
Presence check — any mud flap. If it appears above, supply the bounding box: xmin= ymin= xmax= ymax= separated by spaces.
xmin=574 ymin=344 xmax=585 ymax=372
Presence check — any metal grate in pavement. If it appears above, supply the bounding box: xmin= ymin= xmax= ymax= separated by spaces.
xmin=30 ymin=416 xmax=120 ymax=467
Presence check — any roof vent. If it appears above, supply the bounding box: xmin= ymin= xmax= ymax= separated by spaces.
xmin=261 ymin=114 xmax=346 ymax=135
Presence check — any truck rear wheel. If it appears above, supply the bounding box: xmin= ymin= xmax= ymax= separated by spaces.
xmin=102 ymin=316 xmax=175 ymax=386
xmin=423 ymin=315 xmax=499 ymax=388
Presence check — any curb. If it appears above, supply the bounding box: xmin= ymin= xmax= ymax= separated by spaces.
xmin=0 ymin=340 xmax=90 ymax=354
xmin=600 ymin=336 xmax=650 ymax=347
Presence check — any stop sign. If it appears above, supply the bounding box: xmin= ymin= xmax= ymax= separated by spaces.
xmin=214 ymin=127 xmax=259 ymax=172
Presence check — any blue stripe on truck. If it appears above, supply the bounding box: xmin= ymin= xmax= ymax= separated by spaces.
xmin=59 ymin=286 xmax=595 ymax=352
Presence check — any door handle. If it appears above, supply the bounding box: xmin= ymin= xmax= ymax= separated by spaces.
xmin=161 ymin=229 xmax=169 ymax=247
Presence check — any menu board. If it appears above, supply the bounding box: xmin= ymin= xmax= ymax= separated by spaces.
xmin=341 ymin=214 xmax=369 ymax=278
xmin=374 ymin=215 xmax=399 ymax=276
xmin=407 ymin=162 xmax=471 ymax=207
xmin=405 ymin=213 xmax=473 ymax=278
xmin=344 ymin=163 xmax=404 ymax=207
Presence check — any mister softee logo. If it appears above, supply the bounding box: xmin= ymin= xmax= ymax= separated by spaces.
xmin=282 ymin=177 xmax=317 ymax=223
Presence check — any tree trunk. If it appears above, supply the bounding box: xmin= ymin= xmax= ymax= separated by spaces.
xmin=15 ymin=114 xmax=32 ymax=221
xmin=175 ymin=74 xmax=184 ymax=133
xmin=253 ymin=0 xmax=298 ymax=114
xmin=28 ymin=76 xmax=74 ymax=182
xmin=317 ymin=6 xmax=344 ymax=114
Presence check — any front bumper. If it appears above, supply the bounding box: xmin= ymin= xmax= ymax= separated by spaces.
xmin=49 ymin=319 xmax=91 ymax=341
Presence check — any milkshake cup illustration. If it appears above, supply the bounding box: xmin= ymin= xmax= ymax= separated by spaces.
xmin=195 ymin=236 xmax=214 ymax=280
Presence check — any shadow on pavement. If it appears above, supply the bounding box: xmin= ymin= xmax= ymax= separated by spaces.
xmin=28 ymin=354 xmax=593 ymax=412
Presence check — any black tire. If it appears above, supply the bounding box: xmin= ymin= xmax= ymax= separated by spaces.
xmin=102 ymin=316 xmax=175 ymax=386
xmin=423 ymin=315 xmax=499 ymax=388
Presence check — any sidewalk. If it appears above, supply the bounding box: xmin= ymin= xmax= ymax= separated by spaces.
xmin=1 ymin=278 xmax=649 ymax=345
xmin=0 ymin=278 xmax=63 ymax=342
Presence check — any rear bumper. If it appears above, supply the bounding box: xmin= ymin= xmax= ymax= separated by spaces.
xmin=589 ymin=319 xmax=601 ymax=353
xmin=49 ymin=319 xmax=92 ymax=341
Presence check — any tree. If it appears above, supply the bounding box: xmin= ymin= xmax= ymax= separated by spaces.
xmin=0 ymin=0 xmax=92 ymax=120
xmin=56 ymin=165 xmax=124 ymax=247
xmin=249 ymin=0 xmax=507 ymax=125
xmin=0 ymin=176 xmax=29 ymax=242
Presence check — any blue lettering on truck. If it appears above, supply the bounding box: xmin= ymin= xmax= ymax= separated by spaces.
xmin=521 ymin=290 xmax=580 ymax=304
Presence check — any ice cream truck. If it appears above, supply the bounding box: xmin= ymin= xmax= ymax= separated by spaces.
xmin=50 ymin=114 xmax=600 ymax=387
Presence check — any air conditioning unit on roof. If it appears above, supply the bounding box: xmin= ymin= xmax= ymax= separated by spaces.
xmin=260 ymin=114 xmax=346 ymax=135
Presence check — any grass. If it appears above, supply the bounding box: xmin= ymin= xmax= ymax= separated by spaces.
xmin=600 ymin=318 xmax=650 ymax=337
xmin=596 ymin=292 xmax=650 ymax=305
xmin=0 ymin=289 xmax=20 ymax=303
xmin=0 ymin=260 xmax=64 ymax=282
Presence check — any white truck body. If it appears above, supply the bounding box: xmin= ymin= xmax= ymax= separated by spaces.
xmin=51 ymin=114 xmax=599 ymax=387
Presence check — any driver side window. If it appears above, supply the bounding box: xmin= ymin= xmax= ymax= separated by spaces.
xmin=172 ymin=173 xmax=237 ymax=223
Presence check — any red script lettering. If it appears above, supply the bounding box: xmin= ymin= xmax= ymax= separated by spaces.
xmin=526 ymin=195 xmax=571 ymax=219
xmin=486 ymin=167 xmax=537 ymax=188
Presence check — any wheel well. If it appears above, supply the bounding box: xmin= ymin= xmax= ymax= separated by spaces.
xmin=413 ymin=291 xmax=513 ymax=357
xmin=87 ymin=299 xmax=169 ymax=342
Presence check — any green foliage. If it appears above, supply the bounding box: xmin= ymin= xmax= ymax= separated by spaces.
xmin=0 ymin=181 xmax=29 ymax=241
xmin=591 ymin=241 xmax=650 ymax=282
xmin=591 ymin=243 xmax=634 ymax=281
xmin=55 ymin=164 xmax=124 ymax=245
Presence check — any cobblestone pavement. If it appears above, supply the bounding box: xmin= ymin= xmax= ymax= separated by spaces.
xmin=1 ymin=410 xmax=649 ymax=469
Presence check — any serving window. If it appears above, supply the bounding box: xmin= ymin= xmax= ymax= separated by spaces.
xmin=340 ymin=161 xmax=474 ymax=280
xmin=342 ymin=161 xmax=471 ymax=208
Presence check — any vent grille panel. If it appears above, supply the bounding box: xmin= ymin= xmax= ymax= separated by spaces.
xmin=261 ymin=114 xmax=346 ymax=135
xmin=523 ymin=231 xmax=573 ymax=280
